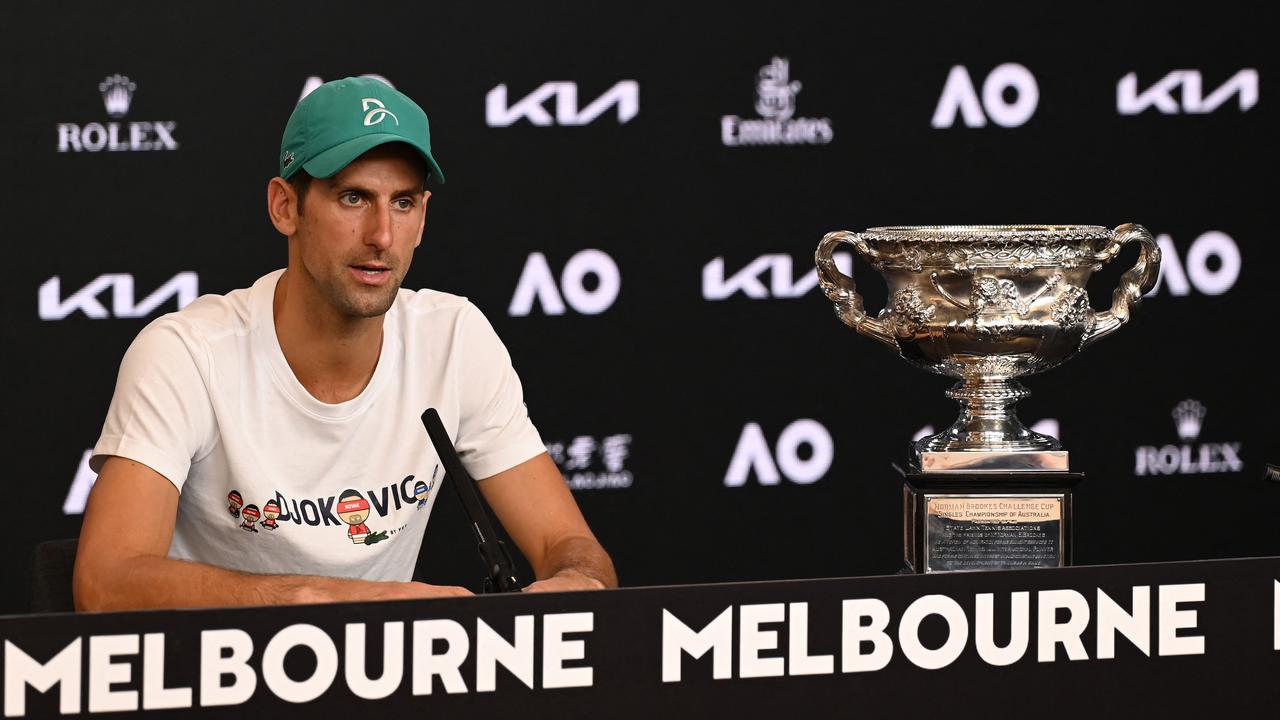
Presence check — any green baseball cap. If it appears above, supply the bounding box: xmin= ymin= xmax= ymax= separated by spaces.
xmin=279 ymin=76 xmax=445 ymax=184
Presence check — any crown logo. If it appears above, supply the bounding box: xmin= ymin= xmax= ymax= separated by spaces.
xmin=1172 ymin=399 xmax=1206 ymax=442
xmin=99 ymin=74 xmax=136 ymax=118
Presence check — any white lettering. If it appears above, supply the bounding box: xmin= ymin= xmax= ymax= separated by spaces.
xmin=1097 ymin=587 xmax=1151 ymax=659
xmin=703 ymin=253 xmax=851 ymax=300
xmin=932 ymin=66 xmax=987 ymax=128
xmin=724 ymin=423 xmax=780 ymax=487
xmin=142 ymin=633 xmax=192 ymax=710
xmin=662 ymin=608 xmax=733 ymax=682
xmin=1158 ymin=583 xmax=1205 ymax=656
xmin=899 ymin=595 xmax=968 ymax=670
xmin=774 ymin=419 xmax=834 ymax=485
xmin=88 ymin=634 xmax=138 ymax=713
xmin=412 ymin=620 xmax=469 ymax=695
xmin=476 ymin=617 xmax=535 ymax=692
xmin=560 ymin=249 xmax=621 ymax=314
xmin=787 ymin=602 xmax=834 ymax=676
xmin=487 ymin=81 xmax=638 ymax=127
xmin=4 ymin=638 xmax=81 ymax=717
xmin=982 ymin=63 xmax=1039 ymax=127
xmin=725 ymin=420 xmax=833 ymax=487
xmin=199 ymin=629 xmax=256 ymax=707
xmin=975 ymin=592 xmax=1030 ymax=666
xmin=345 ymin=622 xmax=403 ymax=700
xmin=261 ymin=624 xmax=338 ymax=704
xmin=739 ymin=603 xmax=785 ymax=679
xmin=1118 ymin=69 xmax=1258 ymax=115
xmin=841 ymin=599 xmax=893 ymax=673
xmin=509 ymin=251 xmax=618 ymax=316
xmin=1037 ymin=590 xmax=1090 ymax=662
xmin=39 ymin=273 xmax=198 ymax=320
xmin=542 ymin=613 xmax=594 ymax=689
xmin=933 ymin=64 xmax=1037 ymax=128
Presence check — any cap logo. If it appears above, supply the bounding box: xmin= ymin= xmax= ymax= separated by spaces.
xmin=282 ymin=151 xmax=294 ymax=168
xmin=361 ymin=98 xmax=399 ymax=127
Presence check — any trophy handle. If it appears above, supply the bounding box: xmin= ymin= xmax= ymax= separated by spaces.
xmin=816 ymin=230 xmax=898 ymax=350
xmin=1081 ymin=223 xmax=1162 ymax=349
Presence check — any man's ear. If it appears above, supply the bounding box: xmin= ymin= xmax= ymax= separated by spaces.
xmin=267 ymin=177 xmax=299 ymax=236
xmin=414 ymin=190 xmax=431 ymax=248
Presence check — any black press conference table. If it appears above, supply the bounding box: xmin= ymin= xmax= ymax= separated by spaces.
xmin=3 ymin=556 xmax=1277 ymax=718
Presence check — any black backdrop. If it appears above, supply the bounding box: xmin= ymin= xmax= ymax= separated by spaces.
xmin=3 ymin=1 xmax=1277 ymax=615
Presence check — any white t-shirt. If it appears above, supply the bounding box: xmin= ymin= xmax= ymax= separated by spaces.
xmin=91 ymin=269 xmax=546 ymax=582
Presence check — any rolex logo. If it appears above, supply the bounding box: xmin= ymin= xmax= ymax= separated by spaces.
xmin=99 ymin=74 xmax=136 ymax=118
xmin=1172 ymin=399 xmax=1206 ymax=442
xmin=57 ymin=74 xmax=178 ymax=153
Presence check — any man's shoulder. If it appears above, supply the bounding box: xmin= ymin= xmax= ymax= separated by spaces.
xmin=137 ymin=276 xmax=264 ymax=350
xmin=148 ymin=285 xmax=254 ymax=340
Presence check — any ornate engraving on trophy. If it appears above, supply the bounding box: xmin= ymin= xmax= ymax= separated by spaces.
xmin=816 ymin=224 xmax=1160 ymax=573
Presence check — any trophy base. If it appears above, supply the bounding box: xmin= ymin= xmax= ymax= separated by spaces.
xmin=900 ymin=470 xmax=1082 ymax=574
xmin=915 ymin=449 xmax=1069 ymax=473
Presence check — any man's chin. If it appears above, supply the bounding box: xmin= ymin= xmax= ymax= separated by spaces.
xmin=332 ymin=282 xmax=399 ymax=319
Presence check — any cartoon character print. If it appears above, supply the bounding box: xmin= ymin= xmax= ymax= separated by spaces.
xmin=228 ymin=490 xmax=243 ymax=519
xmin=261 ymin=500 xmax=281 ymax=530
xmin=415 ymin=465 xmax=438 ymax=509
xmin=240 ymin=504 xmax=260 ymax=532
xmin=337 ymin=489 xmax=388 ymax=545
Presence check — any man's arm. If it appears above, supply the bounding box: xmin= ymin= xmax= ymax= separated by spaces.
xmin=477 ymin=452 xmax=617 ymax=592
xmin=73 ymin=456 xmax=472 ymax=611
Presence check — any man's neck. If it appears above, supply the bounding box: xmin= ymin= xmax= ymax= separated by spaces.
xmin=272 ymin=269 xmax=384 ymax=404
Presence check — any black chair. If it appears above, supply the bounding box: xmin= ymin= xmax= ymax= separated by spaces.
xmin=29 ymin=538 xmax=79 ymax=614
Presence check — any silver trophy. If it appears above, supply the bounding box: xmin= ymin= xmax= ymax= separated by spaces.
xmin=815 ymin=224 xmax=1160 ymax=572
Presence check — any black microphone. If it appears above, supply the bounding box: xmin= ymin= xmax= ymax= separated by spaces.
xmin=420 ymin=408 xmax=522 ymax=593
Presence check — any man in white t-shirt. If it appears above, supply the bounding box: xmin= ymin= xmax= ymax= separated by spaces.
xmin=73 ymin=77 xmax=616 ymax=610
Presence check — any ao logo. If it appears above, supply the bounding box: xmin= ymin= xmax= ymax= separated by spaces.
xmin=509 ymin=250 xmax=620 ymax=316
xmin=724 ymin=420 xmax=834 ymax=487
xmin=932 ymin=63 xmax=1039 ymax=128
xmin=1147 ymin=232 xmax=1240 ymax=297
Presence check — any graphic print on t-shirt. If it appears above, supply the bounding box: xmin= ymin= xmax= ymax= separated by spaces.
xmin=337 ymin=489 xmax=388 ymax=545
xmin=414 ymin=465 xmax=438 ymax=509
xmin=261 ymin=500 xmax=281 ymax=530
xmin=221 ymin=466 xmax=441 ymax=552
xmin=240 ymin=504 xmax=260 ymax=532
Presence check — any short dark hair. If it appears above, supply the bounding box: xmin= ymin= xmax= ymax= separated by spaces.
xmin=287 ymin=171 xmax=314 ymax=215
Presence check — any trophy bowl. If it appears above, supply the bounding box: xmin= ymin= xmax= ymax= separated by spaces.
xmin=816 ymin=224 xmax=1160 ymax=471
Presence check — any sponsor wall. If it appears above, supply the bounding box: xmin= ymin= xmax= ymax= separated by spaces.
xmin=4 ymin=1 xmax=1276 ymax=614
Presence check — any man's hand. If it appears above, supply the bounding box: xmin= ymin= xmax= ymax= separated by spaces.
xmin=523 ymin=569 xmax=607 ymax=593
xmin=295 ymin=579 xmax=474 ymax=604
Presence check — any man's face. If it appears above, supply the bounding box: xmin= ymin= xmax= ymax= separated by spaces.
xmin=292 ymin=144 xmax=429 ymax=319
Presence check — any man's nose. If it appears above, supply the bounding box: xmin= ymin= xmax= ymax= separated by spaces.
xmin=366 ymin=203 xmax=394 ymax=250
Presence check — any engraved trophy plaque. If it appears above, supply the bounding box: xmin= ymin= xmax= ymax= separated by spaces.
xmin=815 ymin=224 xmax=1160 ymax=572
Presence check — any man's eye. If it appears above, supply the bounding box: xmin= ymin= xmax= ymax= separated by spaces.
xmin=395 ymin=198 xmax=414 ymax=210
xmin=341 ymin=193 xmax=362 ymax=205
